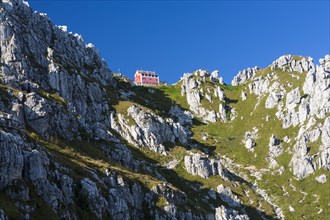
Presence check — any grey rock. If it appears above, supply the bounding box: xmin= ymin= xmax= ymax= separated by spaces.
xmin=285 ymin=87 xmax=301 ymax=109
xmin=232 ymin=66 xmax=260 ymax=86
xmin=108 ymin=188 xmax=130 ymax=220
xmin=0 ymin=209 xmax=8 ymax=220
xmin=245 ymin=139 xmax=255 ymax=151
xmin=243 ymin=128 xmax=258 ymax=151
xmin=290 ymin=140 xmax=315 ymax=179
xmin=270 ymin=55 xmax=315 ymax=73
xmin=111 ymin=105 xmax=189 ymax=153
xmin=315 ymin=174 xmax=327 ymax=184
xmin=208 ymin=189 xmax=217 ymax=200
xmin=216 ymin=184 xmax=241 ymax=208
xmin=265 ymin=92 xmax=282 ymax=109
xmin=210 ymin=70 xmax=219 ymax=82
xmin=319 ymin=118 xmax=330 ymax=170
xmin=218 ymin=104 xmax=227 ymax=123
xmin=80 ymin=178 xmax=108 ymax=219
xmin=184 ymin=153 xmax=227 ymax=180
xmin=215 ymin=206 xmax=249 ymax=220
xmin=0 ymin=131 xmax=24 ymax=189
xmin=241 ymin=91 xmax=247 ymax=101
xmin=267 ymin=135 xmax=283 ymax=168
xmin=34 ymin=179 xmax=63 ymax=212
xmin=169 ymin=105 xmax=194 ymax=125
xmin=60 ymin=174 xmax=74 ymax=205
xmin=23 ymin=149 xmax=49 ymax=181
xmin=302 ymin=56 xmax=330 ymax=118
xmin=181 ymin=73 xmax=219 ymax=123
xmin=218 ymin=77 xmax=225 ymax=85
xmin=269 ymin=135 xmax=283 ymax=158
xmin=163 ymin=204 xmax=178 ymax=218
xmin=5 ymin=179 xmax=29 ymax=202
xmin=248 ymin=76 xmax=270 ymax=96
xmin=214 ymin=86 xmax=226 ymax=102
xmin=152 ymin=183 xmax=187 ymax=205
xmin=271 ymin=55 xmax=292 ymax=70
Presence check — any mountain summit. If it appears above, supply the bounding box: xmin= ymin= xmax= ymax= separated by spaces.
xmin=0 ymin=0 xmax=329 ymax=219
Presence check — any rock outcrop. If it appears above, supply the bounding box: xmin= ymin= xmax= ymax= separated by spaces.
xmin=215 ymin=206 xmax=249 ymax=220
xmin=267 ymin=135 xmax=284 ymax=168
xmin=181 ymin=72 xmax=219 ymax=122
xmin=1 ymin=1 xmax=329 ymax=219
xmin=180 ymin=70 xmax=235 ymax=123
xmin=111 ymin=104 xmax=189 ymax=153
xmin=184 ymin=153 xmax=228 ymax=180
xmin=216 ymin=184 xmax=241 ymax=208
xmin=0 ymin=1 xmax=215 ymax=219
xmin=231 ymin=66 xmax=260 ymax=86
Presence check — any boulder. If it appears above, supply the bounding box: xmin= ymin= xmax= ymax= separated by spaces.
xmin=315 ymin=174 xmax=327 ymax=184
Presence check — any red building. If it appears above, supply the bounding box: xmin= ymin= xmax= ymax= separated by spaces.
xmin=134 ymin=70 xmax=159 ymax=86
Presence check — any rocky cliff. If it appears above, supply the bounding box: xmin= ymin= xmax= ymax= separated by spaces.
xmin=0 ymin=0 xmax=329 ymax=220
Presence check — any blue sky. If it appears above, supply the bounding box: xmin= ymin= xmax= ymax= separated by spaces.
xmin=29 ymin=0 xmax=329 ymax=84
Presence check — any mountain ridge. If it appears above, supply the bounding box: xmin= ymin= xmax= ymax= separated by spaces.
xmin=0 ymin=0 xmax=329 ymax=219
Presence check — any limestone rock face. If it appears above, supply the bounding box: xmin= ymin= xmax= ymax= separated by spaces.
xmin=0 ymin=131 xmax=24 ymax=189
xmin=271 ymin=55 xmax=315 ymax=73
xmin=273 ymin=55 xmax=329 ymax=129
xmin=1 ymin=1 xmax=330 ymax=219
xmin=290 ymin=139 xmax=316 ymax=180
xmin=319 ymin=117 xmax=330 ymax=170
xmin=303 ymin=59 xmax=330 ymax=118
xmin=24 ymin=93 xmax=51 ymax=137
xmin=215 ymin=206 xmax=249 ymax=220
xmin=184 ymin=153 xmax=227 ymax=180
xmin=169 ymin=105 xmax=194 ymax=125
xmin=248 ymin=76 xmax=270 ymax=96
xmin=218 ymin=104 xmax=227 ymax=123
xmin=231 ymin=66 xmax=260 ymax=86
xmin=180 ymin=71 xmax=232 ymax=123
xmin=265 ymin=81 xmax=285 ymax=109
xmin=289 ymin=116 xmax=330 ymax=179
xmin=80 ymin=178 xmax=108 ymax=219
xmin=267 ymin=135 xmax=284 ymax=168
xmin=0 ymin=0 xmax=114 ymax=143
xmin=216 ymin=184 xmax=241 ymax=208
xmin=23 ymin=149 xmax=49 ymax=181
xmin=111 ymin=105 xmax=189 ymax=153
xmin=265 ymin=92 xmax=282 ymax=109
xmin=181 ymin=73 xmax=219 ymax=123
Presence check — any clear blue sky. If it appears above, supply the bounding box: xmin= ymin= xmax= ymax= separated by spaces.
xmin=28 ymin=0 xmax=330 ymax=84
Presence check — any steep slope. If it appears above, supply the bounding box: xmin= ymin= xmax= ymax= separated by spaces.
xmin=0 ymin=1 xmax=213 ymax=219
xmin=154 ymin=55 xmax=330 ymax=219
xmin=0 ymin=0 xmax=329 ymax=220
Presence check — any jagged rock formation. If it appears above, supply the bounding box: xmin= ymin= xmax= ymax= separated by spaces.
xmin=180 ymin=70 xmax=234 ymax=123
xmin=184 ymin=153 xmax=228 ymax=180
xmin=181 ymin=72 xmax=218 ymax=122
xmin=0 ymin=0 xmax=214 ymax=219
xmin=0 ymin=1 xmax=329 ymax=220
xmin=216 ymin=184 xmax=241 ymax=208
xmin=231 ymin=66 xmax=260 ymax=86
xmin=215 ymin=206 xmax=249 ymax=220
xmin=110 ymin=104 xmax=189 ymax=154
xmin=233 ymin=54 xmax=330 ymax=180
xmin=267 ymin=135 xmax=284 ymax=168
